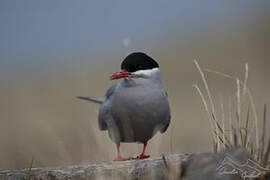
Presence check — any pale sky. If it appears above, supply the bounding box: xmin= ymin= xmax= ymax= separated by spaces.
xmin=0 ymin=0 xmax=269 ymax=77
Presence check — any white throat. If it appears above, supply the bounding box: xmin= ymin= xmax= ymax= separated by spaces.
xmin=132 ymin=67 xmax=160 ymax=78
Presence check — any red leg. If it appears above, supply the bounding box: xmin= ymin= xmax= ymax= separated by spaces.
xmin=113 ymin=143 xmax=137 ymax=161
xmin=114 ymin=143 xmax=126 ymax=161
xmin=137 ymin=141 xmax=150 ymax=159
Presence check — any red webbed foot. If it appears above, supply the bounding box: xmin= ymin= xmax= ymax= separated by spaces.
xmin=136 ymin=154 xmax=150 ymax=159
xmin=113 ymin=141 xmax=150 ymax=161
xmin=114 ymin=156 xmax=137 ymax=161
xmin=135 ymin=141 xmax=150 ymax=159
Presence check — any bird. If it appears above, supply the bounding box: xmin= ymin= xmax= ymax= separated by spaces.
xmin=77 ymin=52 xmax=171 ymax=161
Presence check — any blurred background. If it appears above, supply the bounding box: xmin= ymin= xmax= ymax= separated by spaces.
xmin=0 ymin=0 xmax=270 ymax=170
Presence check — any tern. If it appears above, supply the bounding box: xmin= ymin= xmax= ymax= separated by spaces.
xmin=78 ymin=52 xmax=171 ymax=161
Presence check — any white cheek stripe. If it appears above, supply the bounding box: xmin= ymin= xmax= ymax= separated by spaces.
xmin=133 ymin=67 xmax=160 ymax=77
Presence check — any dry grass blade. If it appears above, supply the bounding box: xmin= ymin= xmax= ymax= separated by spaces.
xmin=247 ymin=90 xmax=259 ymax=150
xmin=212 ymin=113 xmax=232 ymax=147
xmin=204 ymin=69 xmax=234 ymax=79
xmin=213 ymin=140 xmax=218 ymax=153
xmin=204 ymin=68 xmax=259 ymax=149
xmin=250 ymin=142 xmax=254 ymax=155
xmin=194 ymin=61 xmax=236 ymax=150
xmin=192 ymin=85 xmax=211 ymax=123
xmin=162 ymin=155 xmax=168 ymax=169
xmin=243 ymin=63 xmax=248 ymax=95
xmin=263 ymin=139 xmax=270 ymax=167
xmin=195 ymin=63 xmax=268 ymax=167
xmin=243 ymin=105 xmax=250 ymax=148
xmin=194 ymin=61 xmax=220 ymax=149
xmin=194 ymin=60 xmax=217 ymax=121
xmin=236 ymin=78 xmax=243 ymax=146
xmin=236 ymin=111 xmax=244 ymax=146
xmin=213 ymin=130 xmax=228 ymax=148
xmin=233 ymin=127 xmax=238 ymax=146
xmin=193 ymin=84 xmax=215 ymax=141
xmin=261 ymin=104 xmax=267 ymax=165
xmin=228 ymin=97 xmax=233 ymax=143
xmin=216 ymin=123 xmax=220 ymax=151
xmin=219 ymin=95 xmax=226 ymax=148
xmin=236 ymin=78 xmax=241 ymax=129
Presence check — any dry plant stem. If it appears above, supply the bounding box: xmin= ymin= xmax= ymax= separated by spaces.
xmin=243 ymin=63 xmax=249 ymax=95
xmin=233 ymin=128 xmax=238 ymax=146
xmin=213 ymin=130 xmax=227 ymax=147
xmin=216 ymin=124 xmax=219 ymax=151
xmin=219 ymin=94 xmax=226 ymax=149
xmin=194 ymin=60 xmax=219 ymax=148
xmin=193 ymin=84 xmax=232 ymax=149
xmin=263 ymin=139 xmax=270 ymax=167
xmin=242 ymin=63 xmax=249 ymax=148
xmin=212 ymin=113 xmax=232 ymax=147
xmin=261 ymin=104 xmax=267 ymax=162
xmin=194 ymin=60 xmax=217 ymax=121
xmin=246 ymin=89 xmax=259 ymax=155
xmin=236 ymin=78 xmax=242 ymax=143
xmin=204 ymin=69 xmax=259 ymax=150
xmin=194 ymin=62 xmax=268 ymax=167
xmin=228 ymin=97 xmax=233 ymax=144
xmin=213 ymin=140 xmax=218 ymax=153
xmin=243 ymin=105 xmax=250 ymax=148
xmin=192 ymin=84 xmax=215 ymax=140
xmin=193 ymin=61 xmax=233 ymax=149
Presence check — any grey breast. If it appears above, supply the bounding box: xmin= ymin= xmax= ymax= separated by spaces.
xmin=98 ymin=77 xmax=171 ymax=143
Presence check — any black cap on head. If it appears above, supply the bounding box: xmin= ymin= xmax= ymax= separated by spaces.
xmin=121 ymin=52 xmax=159 ymax=72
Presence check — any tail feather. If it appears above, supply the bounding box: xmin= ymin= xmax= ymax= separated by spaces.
xmin=77 ymin=96 xmax=104 ymax=104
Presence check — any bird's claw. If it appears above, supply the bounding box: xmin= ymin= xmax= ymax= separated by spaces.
xmin=136 ymin=154 xmax=150 ymax=159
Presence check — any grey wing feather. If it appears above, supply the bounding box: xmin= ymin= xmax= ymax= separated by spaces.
xmin=160 ymin=90 xmax=170 ymax=133
xmin=98 ymin=83 xmax=118 ymax=130
xmin=98 ymin=104 xmax=109 ymax=130
xmin=105 ymin=83 xmax=118 ymax=99
xmin=160 ymin=114 xmax=171 ymax=133
xmin=77 ymin=83 xmax=118 ymax=131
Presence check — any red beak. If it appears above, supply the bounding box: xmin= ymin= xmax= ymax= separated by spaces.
xmin=110 ymin=69 xmax=131 ymax=80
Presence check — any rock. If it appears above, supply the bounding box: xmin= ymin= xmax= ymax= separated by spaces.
xmin=0 ymin=147 xmax=268 ymax=180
